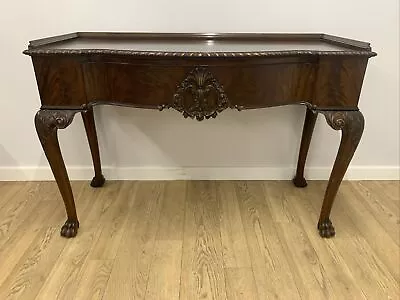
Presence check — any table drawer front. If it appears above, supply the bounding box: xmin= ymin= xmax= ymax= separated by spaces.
xmin=33 ymin=57 xmax=87 ymax=107
xmin=83 ymin=62 xmax=316 ymax=118
xmin=212 ymin=63 xmax=316 ymax=109
xmin=83 ymin=63 xmax=187 ymax=108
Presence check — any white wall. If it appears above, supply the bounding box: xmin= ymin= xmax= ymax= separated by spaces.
xmin=0 ymin=0 xmax=399 ymax=180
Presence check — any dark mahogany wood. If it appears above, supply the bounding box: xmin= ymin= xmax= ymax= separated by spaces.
xmin=293 ymin=107 xmax=318 ymax=187
xmin=34 ymin=109 xmax=80 ymax=237
xmin=81 ymin=108 xmax=105 ymax=187
xmin=24 ymin=32 xmax=376 ymax=238
xmin=317 ymin=110 xmax=365 ymax=237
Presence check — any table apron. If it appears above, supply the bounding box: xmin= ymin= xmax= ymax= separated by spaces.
xmin=33 ymin=56 xmax=368 ymax=111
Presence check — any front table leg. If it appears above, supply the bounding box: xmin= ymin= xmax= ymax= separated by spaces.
xmin=318 ymin=110 xmax=364 ymax=238
xmin=35 ymin=109 xmax=80 ymax=238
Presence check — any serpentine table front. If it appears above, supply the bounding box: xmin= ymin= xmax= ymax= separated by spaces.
xmin=23 ymin=32 xmax=376 ymax=238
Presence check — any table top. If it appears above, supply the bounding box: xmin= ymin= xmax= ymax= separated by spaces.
xmin=24 ymin=32 xmax=376 ymax=57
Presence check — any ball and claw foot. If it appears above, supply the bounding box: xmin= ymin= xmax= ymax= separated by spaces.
xmin=292 ymin=176 xmax=308 ymax=188
xmin=90 ymin=174 xmax=105 ymax=188
xmin=60 ymin=219 xmax=79 ymax=238
xmin=318 ymin=219 xmax=335 ymax=238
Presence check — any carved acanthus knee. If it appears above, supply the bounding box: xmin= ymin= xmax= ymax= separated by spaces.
xmin=320 ymin=110 xmax=364 ymax=140
xmin=35 ymin=110 xmax=77 ymax=144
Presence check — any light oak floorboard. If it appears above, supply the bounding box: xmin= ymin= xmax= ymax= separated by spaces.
xmin=0 ymin=182 xmax=26 ymax=210
xmin=350 ymin=181 xmax=399 ymax=245
xmin=285 ymin=183 xmax=367 ymax=299
xmin=339 ymin=182 xmax=399 ymax=282
xmin=179 ymin=181 xmax=227 ymax=300
xmin=102 ymin=181 xmax=165 ymax=300
xmin=217 ymin=181 xmax=252 ymax=268
xmin=311 ymin=182 xmax=399 ymax=299
xmin=145 ymin=240 xmax=183 ymax=300
xmin=0 ymin=182 xmax=39 ymax=245
xmin=87 ymin=181 xmax=138 ymax=260
xmin=145 ymin=181 xmax=186 ymax=300
xmin=225 ymin=268 xmax=259 ymax=300
xmin=35 ymin=225 xmax=102 ymax=300
xmin=74 ymin=259 xmax=113 ymax=300
xmin=0 ymin=180 xmax=397 ymax=300
xmin=0 ymin=226 xmax=67 ymax=300
xmin=235 ymin=181 xmax=301 ymax=299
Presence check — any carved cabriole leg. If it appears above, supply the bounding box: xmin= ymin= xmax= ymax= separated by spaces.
xmin=318 ymin=110 xmax=364 ymax=238
xmin=35 ymin=109 xmax=80 ymax=238
xmin=81 ymin=107 xmax=105 ymax=187
xmin=293 ymin=107 xmax=318 ymax=187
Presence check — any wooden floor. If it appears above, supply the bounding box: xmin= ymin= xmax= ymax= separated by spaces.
xmin=0 ymin=180 xmax=398 ymax=299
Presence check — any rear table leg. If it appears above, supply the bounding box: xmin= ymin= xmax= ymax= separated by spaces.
xmin=293 ymin=107 xmax=318 ymax=187
xmin=82 ymin=107 xmax=105 ymax=187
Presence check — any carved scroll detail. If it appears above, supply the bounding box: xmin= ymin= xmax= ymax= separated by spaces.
xmin=321 ymin=110 xmax=364 ymax=145
xmin=322 ymin=111 xmax=347 ymax=130
xmin=35 ymin=110 xmax=77 ymax=145
xmin=159 ymin=67 xmax=239 ymax=121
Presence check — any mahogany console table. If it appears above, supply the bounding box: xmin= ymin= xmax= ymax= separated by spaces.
xmin=24 ymin=32 xmax=376 ymax=238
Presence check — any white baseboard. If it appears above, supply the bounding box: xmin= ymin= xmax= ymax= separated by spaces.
xmin=0 ymin=166 xmax=398 ymax=181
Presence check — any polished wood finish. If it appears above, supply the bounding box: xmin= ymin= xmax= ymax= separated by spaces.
xmin=24 ymin=32 xmax=376 ymax=238
xmin=293 ymin=107 xmax=318 ymax=187
xmin=0 ymin=181 xmax=398 ymax=299
xmin=318 ymin=110 xmax=365 ymax=237
xmin=81 ymin=108 xmax=105 ymax=187
xmin=34 ymin=110 xmax=79 ymax=237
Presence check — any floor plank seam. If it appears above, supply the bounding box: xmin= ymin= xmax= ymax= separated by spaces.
xmin=143 ymin=183 xmax=168 ymax=299
xmin=178 ymin=182 xmax=189 ymax=300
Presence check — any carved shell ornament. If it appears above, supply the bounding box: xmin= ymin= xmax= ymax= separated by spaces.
xmin=159 ymin=67 xmax=241 ymax=121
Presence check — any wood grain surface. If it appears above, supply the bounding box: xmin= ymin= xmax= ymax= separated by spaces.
xmin=0 ymin=180 xmax=398 ymax=299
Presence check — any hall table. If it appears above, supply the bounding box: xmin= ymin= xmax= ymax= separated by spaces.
xmin=23 ymin=32 xmax=376 ymax=238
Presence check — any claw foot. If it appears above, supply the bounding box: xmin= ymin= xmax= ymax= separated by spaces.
xmin=318 ymin=219 xmax=335 ymax=238
xmin=60 ymin=219 xmax=79 ymax=238
xmin=90 ymin=174 xmax=105 ymax=188
xmin=292 ymin=176 xmax=308 ymax=188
